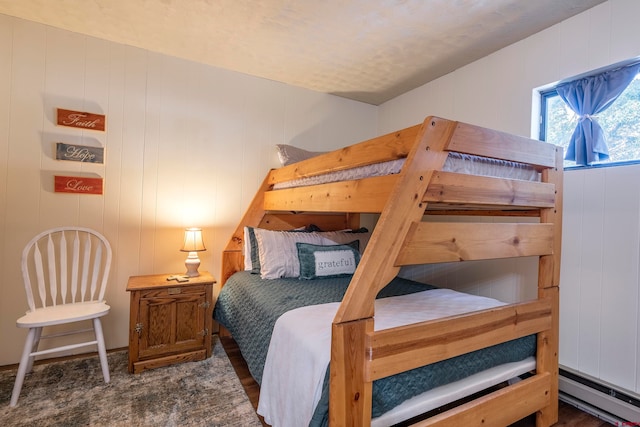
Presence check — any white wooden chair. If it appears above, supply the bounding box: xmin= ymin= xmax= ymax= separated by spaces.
xmin=9 ymin=227 xmax=112 ymax=407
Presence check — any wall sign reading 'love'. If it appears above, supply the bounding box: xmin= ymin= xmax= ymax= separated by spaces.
xmin=57 ymin=108 xmax=106 ymax=131
xmin=54 ymin=175 xmax=104 ymax=195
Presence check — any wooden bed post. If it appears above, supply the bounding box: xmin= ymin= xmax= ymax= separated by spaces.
xmin=330 ymin=319 xmax=373 ymax=426
xmin=536 ymin=146 xmax=563 ymax=427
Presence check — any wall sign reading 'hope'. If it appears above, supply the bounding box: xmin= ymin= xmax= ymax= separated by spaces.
xmin=55 ymin=143 xmax=104 ymax=163
xmin=57 ymin=108 xmax=106 ymax=131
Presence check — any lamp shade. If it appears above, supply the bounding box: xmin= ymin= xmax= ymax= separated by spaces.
xmin=180 ymin=228 xmax=206 ymax=252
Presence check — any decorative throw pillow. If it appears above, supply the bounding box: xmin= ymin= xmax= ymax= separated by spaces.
xmin=253 ymin=228 xmax=370 ymax=279
xmin=297 ymin=241 xmax=361 ymax=280
xmin=243 ymin=225 xmax=326 ymax=273
xmin=276 ymin=144 xmax=326 ymax=166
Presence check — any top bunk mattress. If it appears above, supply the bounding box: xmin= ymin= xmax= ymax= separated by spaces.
xmin=273 ymin=152 xmax=540 ymax=190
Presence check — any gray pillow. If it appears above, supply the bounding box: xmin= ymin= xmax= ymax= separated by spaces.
xmin=276 ymin=144 xmax=326 ymax=166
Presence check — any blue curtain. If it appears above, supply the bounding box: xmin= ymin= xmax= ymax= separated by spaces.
xmin=556 ymin=62 xmax=640 ymax=165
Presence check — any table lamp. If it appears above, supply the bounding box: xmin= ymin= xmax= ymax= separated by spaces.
xmin=180 ymin=227 xmax=206 ymax=277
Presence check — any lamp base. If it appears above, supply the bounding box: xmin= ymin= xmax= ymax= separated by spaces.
xmin=184 ymin=252 xmax=201 ymax=277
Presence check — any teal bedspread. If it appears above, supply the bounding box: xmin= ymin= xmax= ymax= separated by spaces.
xmin=213 ymin=271 xmax=535 ymax=425
xmin=213 ymin=271 xmax=433 ymax=384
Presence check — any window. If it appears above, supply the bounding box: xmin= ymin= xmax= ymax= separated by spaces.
xmin=539 ymin=64 xmax=640 ymax=168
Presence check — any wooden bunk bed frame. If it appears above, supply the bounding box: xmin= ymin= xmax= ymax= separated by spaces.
xmin=221 ymin=116 xmax=563 ymax=427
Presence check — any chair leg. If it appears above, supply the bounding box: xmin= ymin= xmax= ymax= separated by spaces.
xmin=93 ymin=318 xmax=110 ymax=383
xmin=25 ymin=327 xmax=42 ymax=373
xmin=10 ymin=328 xmax=37 ymax=407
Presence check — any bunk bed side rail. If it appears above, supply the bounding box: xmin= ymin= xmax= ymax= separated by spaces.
xmin=367 ymin=299 xmax=552 ymax=381
xmin=413 ymin=373 xmax=551 ymax=427
xmin=446 ymin=121 xmax=557 ymax=168
xmin=396 ymin=222 xmax=554 ymax=265
xmin=264 ymin=172 xmax=556 ymax=213
xmin=424 ymin=171 xmax=555 ymax=207
xmin=269 ymin=124 xmax=421 ymax=185
xmin=264 ymin=175 xmax=396 ymax=213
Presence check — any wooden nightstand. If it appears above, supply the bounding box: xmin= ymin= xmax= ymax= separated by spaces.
xmin=126 ymin=272 xmax=216 ymax=374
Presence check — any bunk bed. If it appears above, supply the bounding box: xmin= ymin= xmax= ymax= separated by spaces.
xmin=215 ymin=116 xmax=563 ymax=427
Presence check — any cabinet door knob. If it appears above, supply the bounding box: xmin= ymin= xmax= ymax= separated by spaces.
xmin=135 ymin=323 xmax=144 ymax=335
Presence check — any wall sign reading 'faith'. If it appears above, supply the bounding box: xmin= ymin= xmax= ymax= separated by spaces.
xmin=57 ymin=108 xmax=106 ymax=131
xmin=54 ymin=175 xmax=104 ymax=195
xmin=55 ymin=143 xmax=104 ymax=163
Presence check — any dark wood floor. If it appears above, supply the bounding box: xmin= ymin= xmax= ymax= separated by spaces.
xmin=219 ymin=335 xmax=611 ymax=427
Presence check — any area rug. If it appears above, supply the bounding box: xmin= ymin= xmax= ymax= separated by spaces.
xmin=0 ymin=336 xmax=262 ymax=427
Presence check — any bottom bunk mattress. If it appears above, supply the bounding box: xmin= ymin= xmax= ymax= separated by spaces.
xmin=213 ymin=271 xmax=536 ymax=426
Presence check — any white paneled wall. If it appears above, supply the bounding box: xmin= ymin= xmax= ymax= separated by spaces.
xmin=0 ymin=15 xmax=377 ymax=365
xmin=379 ymin=0 xmax=640 ymax=395
xmin=561 ymin=166 xmax=640 ymax=393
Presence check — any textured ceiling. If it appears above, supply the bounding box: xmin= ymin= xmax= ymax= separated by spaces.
xmin=0 ymin=0 xmax=605 ymax=105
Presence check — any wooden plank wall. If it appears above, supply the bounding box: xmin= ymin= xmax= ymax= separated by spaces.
xmin=560 ymin=165 xmax=640 ymax=395
xmin=0 ymin=14 xmax=377 ymax=366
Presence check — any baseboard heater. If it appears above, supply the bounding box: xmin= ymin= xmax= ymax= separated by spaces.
xmin=559 ymin=367 xmax=640 ymax=425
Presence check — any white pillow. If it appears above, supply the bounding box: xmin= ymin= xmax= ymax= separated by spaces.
xmin=253 ymin=228 xmax=371 ymax=279
xmin=276 ymin=144 xmax=326 ymax=166
xmin=243 ymin=225 xmax=310 ymax=273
